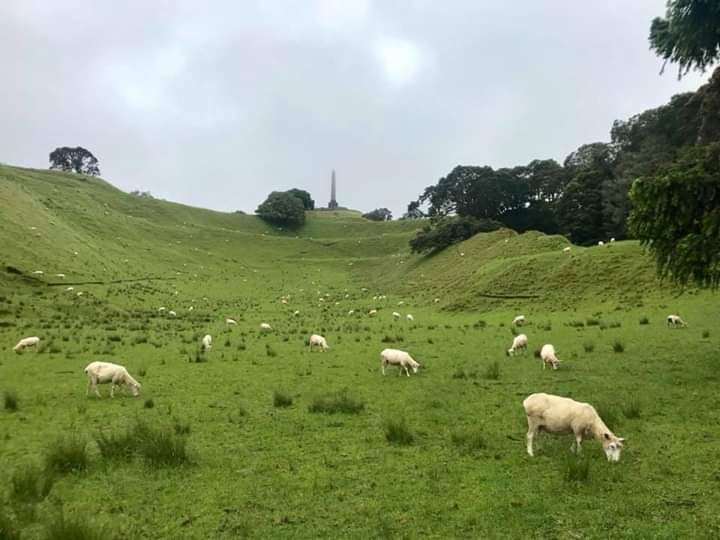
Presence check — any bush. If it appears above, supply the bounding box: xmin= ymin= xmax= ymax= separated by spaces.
xmin=409 ymin=216 xmax=502 ymax=253
xmin=563 ymin=454 xmax=590 ymax=483
xmin=273 ymin=391 xmax=293 ymax=408
xmin=144 ymin=398 xmax=155 ymax=409
xmin=4 ymin=390 xmax=18 ymax=412
xmin=484 ymin=361 xmax=500 ymax=380
xmin=451 ymin=429 xmax=486 ymax=453
xmin=362 ymin=208 xmax=392 ymax=221
xmin=256 ymin=191 xmax=306 ymax=226
xmin=44 ymin=435 xmax=89 ymax=475
xmin=308 ymin=388 xmax=365 ymax=414
xmin=384 ymin=420 xmax=414 ymax=446
xmin=612 ymin=341 xmax=625 ymax=353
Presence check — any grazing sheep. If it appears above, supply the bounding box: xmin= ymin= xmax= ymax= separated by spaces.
xmin=392 ymin=312 xmax=401 ymax=319
xmin=540 ymin=344 xmax=560 ymax=370
xmin=506 ymin=334 xmax=528 ymax=356
xmin=368 ymin=309 xmax=377 ymax=316
xmin=406 ymin=314 xmax=414 ymax=321
xmin=610 ymin=237 xmax=615 ymax=243
xmin=168 ymin=310 xmax=177 ymax=317
xmin=84 ymin=361 xmax=141 ymax=398
xmin=226 ymin=318 xmax=238 ymax=325
xmin=347 ymin=310 xmax=355 ymax=316
xmin=598 ymin=241 xmax=604 ymax=246
xmin=293 ymin=310 xmax=300 ymax=316
xmin=563 ymin=246 xmax=571 ymax=253
xmin=32 ymin=270 xmax=44 ymax=275
xmin=308 ymin=334 xmax=329 ymax=351
xmin=55 ymin=273 xmax=66 ymax=278
xmin=201 ymin=334 xmax=212 ymax=352
xmin=667 ymin=314 xmax=687 ymax=328
xmin=523 ymin=393 xmax=625 ymax=461
xmin=380 ymin=348 xmax=421 ymax=376
xmin=397 ymin=301 xmax=404 ymax=306
xmin=66 ymin=287 xmax=74 ymax=292
xmin=434 ymin=298 xmax=440 ymax=303
xmin=260 ymin=323 xmax=272 ymax=332
xmin=13 ymin=336 xmax=40 ymax=353
xmin=512 ymin=315 xmax=526 ymax=326
xmin=158 ymin=307 xmax=166 ymax=312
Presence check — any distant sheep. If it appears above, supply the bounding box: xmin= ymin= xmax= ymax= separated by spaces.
xmin=293 ymin=310 xmax=300 ymax=317
xmin=66 ymin=287 xmax=74 ymax=292
xmin=32 ymin=270 xmax=44 ymax=275
xmin=55 ymin=273 xmax=66 ymax=278
xmin=523 ymin=392 xmax=625 ymax=461
xmin=540 ymin=344 xmax=560 ymax=370
xmin=158 ymin=307 xmax=166 ymax=312
xmin=84 ymin=361 xmax=141 ymax=398
xmin=406 ymin=314 xmax=414 ymax=321
xmin=381 ymin=348 xmax=421 ymax=376
xmin=168 ymin=310 xmax=177 ymax=317
xmin=226 ymin=318 xmax=238 ymax=325
xmin=666 ymin=314 xmax=687 ymax=328
xmin=13 ymin=336 xmax=40 ymax=353
xmin=308 ymin=334 xmax=329 ymax=351
xmin=201 ymin=334 xmax=212 ymax=352
xmin=347 ymin=310 xmax=355 ymax=316
xmin=260 ymin=323 xmax=272 ymax=332
xmin=598 ymin=241 xmax=604 ymax=246
xmin=512 ymin=315 xmax=526 ymax=326
xmin=392 ymin=312 xmax=401 ymax=319
xmin=506 ymin=334 xmax=528 ymax=356
xmin=563 ymin=246 xmax=571 ymax=253
xmin=368 ymin=309 xmax=377 ymax=316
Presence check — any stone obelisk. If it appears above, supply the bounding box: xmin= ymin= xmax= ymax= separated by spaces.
xmin=328 ymin=169 xmax=339 ymax=209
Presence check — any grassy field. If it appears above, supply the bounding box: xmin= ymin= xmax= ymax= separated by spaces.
xmin=1 ymin=165 xmax=719 ymax=539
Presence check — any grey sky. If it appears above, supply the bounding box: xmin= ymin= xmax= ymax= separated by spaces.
xmin=0 ymin=1 xmax=710 ymax=217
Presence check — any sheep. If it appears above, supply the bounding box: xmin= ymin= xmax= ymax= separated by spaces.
xmin=201 ymin=334 xmax=212 ymax=352
xmin=523 ymin=393 xmax=625 ymax=461
xmin=13 ymin=336 xmax=40 ymax=353
xmin=506 ymin=334 xmax=528 ymax=356
xmin=563 ymin=246 xmax=571 ymax=253
xmin=293 ymin=310 xmax=300 ymax=316
xmin=512 ymin=315 xmax=526 ymax=326
xmin=66 ymin=287 xmax=74 ymax=292
xmin=392 ymin=312 xmax=401 ymax=319
xmin=260 ymin=323 xmax=273 ymax=332
xmin=226 ymin=318 xmax=238 ymax=325
xmin=540 ymin=344 xmax=560 ymax=370
xmin=667 ymin=314 xmax=687 ymax=328
xmin=308 ymin=334 xmax=330 ymax=351
xmin=610 ymin=237 xmax=615 ymax=243
xmin=168 ymin=310 xmax=177 ymax=317
xmin=158 ymin=307 xmax=166 ymax=312
xmin=84 ymin=361 xmax=141 ymax=398
xmin=598 ymin=241 xmax=604 ymax=246
xmin=406 ymin=314 xmax=414 ymax=321
xmin=32 ymin=270 xmax=44 ymax=275
xmin=434 ymin=298 xmax=440 ymax=303
xmin=368 ymin=309 xmax=377 ymax=316
xmin=55 ymin=273 xmax=66 ymax=278
xmin=397 ymin=301 xmax=404 ymax=306
xmin=381 ymin=348 xmax=421 ymax=376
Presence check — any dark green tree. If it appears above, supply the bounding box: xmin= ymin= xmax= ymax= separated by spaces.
xmin=629 ymin=143 xmax=720 ymax=288
xmin=362 ymin=208 xmax=393 ymax=221
xmin=256 ymin=191 xmax=306 ymax=226
xmin=409 ymin=216 xmax=502 ymax=254
xmin=49 ymin=146 xmax=100 ymax=176
xmin=650 ymin=0 xmax=720 ymax=78
xmin=286 ymin=189 xmax=315 ymax=210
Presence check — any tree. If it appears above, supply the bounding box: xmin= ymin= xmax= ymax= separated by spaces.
xmin=629 ymin=143 xmax=720 ymax=288
xmin=256 ymin=191 xmax=306 ymax=226
xmin=49 ymin=146 xmax=100 ymax=176
xmin=286 ymin=189 xmax=315 ymax=210
xmin=409 ymin=216 xmax=502 ymax=253
xmin=362 ymin=208 xmax=392 ymax=221
xmin=649 ymin=0 xmax=720 ymax=78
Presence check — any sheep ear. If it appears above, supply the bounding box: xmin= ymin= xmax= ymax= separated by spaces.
xmin=618 ymin=437 xmax=625 ymax=443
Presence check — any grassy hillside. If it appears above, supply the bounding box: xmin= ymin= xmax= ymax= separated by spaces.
xmin=0 ymin=164 xmax=718 ymax=538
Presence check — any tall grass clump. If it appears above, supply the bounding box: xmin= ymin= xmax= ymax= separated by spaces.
xmin=451 ymin=429 xmax=486 ymax=453
xmin=639 ymin=316 xmax=649 ymax=325
xmin=10 ymin=464 xmax=55 ymax=503
xmin=4 ymin=390 xmax=18 ymax=412
xmin=95 ymin=418 xmax=191 ymax=467
xmin=44 ymin=435 xmax=89 ymax=475
xmin=563 ymin=454 xmax=591 ymax=483
xmin=702 ymin=330 xmax=710 ymax=338
xmin=308 ymin=388 xmax=364 ymax=414
xmin=0 ymin=511 xmax=20 ymax=540
xmin=622 ymin=398 xmax=641 ymax=419
xmin=612 ymin=340 xmax=625 ymax=353
xmin=583 ymin=342 xmax=595 ymax=353
xmin=384 ymin=419 xmax=414 ymax=446
xmin=273 ymin=391 xmax=293 ymax=408
xmin=484 ymin=361 xmax=500 ymax=380
xmin=44 ymin=512 xmax=104 ymax=540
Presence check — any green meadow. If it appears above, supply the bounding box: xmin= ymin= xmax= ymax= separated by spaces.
xmin=1 ymin=165 xmax=718 ymax=539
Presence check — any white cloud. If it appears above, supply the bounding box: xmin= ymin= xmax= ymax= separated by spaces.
xmin=374 ymin=37 xmax=423 ymax=86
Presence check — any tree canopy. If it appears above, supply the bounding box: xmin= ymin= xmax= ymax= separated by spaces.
xmin=362 ymin=208 xmax=392 ymax=221
xmin=49 ymin=146 xmax=100 ymax=176
xmin=256 ymin=191 xmax=306 ymax=226
xmin=286 ymin=189 xmax=315 ymax=210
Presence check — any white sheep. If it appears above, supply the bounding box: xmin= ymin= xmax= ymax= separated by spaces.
xmin=563 ymin=246 xmax=571 ymax=253
xmin=168 ymin=310 xmax=177 ymax=317
xmin=347 ymin=310 xmax=355 ymax=316
xmin=85 ymin=361 xmax=141 ymax=398
xmin=380 ymin=348 xmax=421 ymax=376
xmin=523 ymin=393 xmax=625 ymax=461
xmin=666 ymin=314 xmax=687 ymax=328
xmin=598 ymin=241 xmax=604 ymax=246
xmin=368 ymin=309 xmax=377 ymax=317
xmin=308 ymin=334 xmax=330 ymax=351
xmin=406 ymin=314 xmax=414 ymax=321
xmin=66 ymin=287 xmax=75 ymax=292
xmin=397 ymin=301 xmax=404 ymax=306
xmin=506 ymin=334 xmax=528 ymax=356
xmin=434 ymin=298 xmax=440 ymax=303
xmin=158 ymin=307 xmax=166 ymax=312
xmin=540 ymin=344 xmax=560 ymax=370
xmin=512 ymin=315 xmax=526 ymax=326
xmin=392 ymin=312 xmax=401 ymax=319
xmin=293 ymin=310 xmax=300 ymax=317
xmin=260 ymin=323 xmax=273 ymax=332
xmin=226 ymin=318 xmax=238 ymax=325
xmin=32 ymin=270 xmax=44 ymax=275
xmin=610 ymin=237 xmax=615 ymax=243
xmin=55 ymin=273 xmax=66 ymax=278
xmin=201 ymin=334 xmax=212 ymax=352
xmin=13 ymin=336 xmax=40 ymax=353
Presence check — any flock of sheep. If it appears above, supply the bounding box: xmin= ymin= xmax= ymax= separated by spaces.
xmin=9 ymin=305 xmax=690 ymax=464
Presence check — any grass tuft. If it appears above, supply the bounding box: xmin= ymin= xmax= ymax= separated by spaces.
xmin=384 ymin=419 xmax=414 ymax=446
xmin=451 ymin=429 xmax=486 ymax=453
xmin=44 ymin=512 xmax=104 ymax=540
xmin=639 ymin=316 xmax=649 ymax=325
xmin=10 ymin=464 xmax=55 ymax=504
xmin=0 ymin=511 xmax=20 ymax=540
xmin=273 ymin=391 xmax=293 ymax=408
xmin=583 ymin=342 xmax=595 ymax=353
xmin=308 ymin=388 xmax=364 ymax=414
xmin=563 ymin=454 xmax=591 ymax=483
xmin=484 ymin=361 xmax=500 ymax=380
xmin=622 ymin=398 xmax=641 ymax=419
xmin=612 ymin=340 xmax=625 ymax=353
xmin=95 ymin=418 xmax=191 ymax=467
xmin=4 ymin=390 xmax=18 ymax=412
xmin=44 ymin=435 xmax=89 ymax=475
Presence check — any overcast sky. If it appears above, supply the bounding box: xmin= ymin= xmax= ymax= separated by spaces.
xmin=0 ymin=1 xmax=710 ymax=217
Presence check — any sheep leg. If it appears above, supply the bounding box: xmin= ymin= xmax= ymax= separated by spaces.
xmin=381 ymin=362 xmax=386 ymax=376
xmin=110 ymin=383 xmax=116 ymax=398
xmin=404 ymin=365 xmax=410 ymax=377
xmin=572 ymin=434 xmax=583 ymax=453
xmin=526 ymin=424 xmax=538 ymax=457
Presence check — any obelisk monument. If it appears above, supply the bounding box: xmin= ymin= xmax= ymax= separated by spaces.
xmin=328 ymin=169 xmax=339 ymax=209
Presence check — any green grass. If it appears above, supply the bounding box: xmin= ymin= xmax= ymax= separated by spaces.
xmin=3 ymin=389 xmax=18 ymax=412
xmin=43 ymin=435 xmax=89 ymax=475
xmin=308 ymin=388 xmax=365 ymax=414
xmin=0 ymin=163 xmax=718 ymax=537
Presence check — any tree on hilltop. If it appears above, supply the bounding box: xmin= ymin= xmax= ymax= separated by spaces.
xmin=49 ymin=146 xmax=100 ymax=176
xmin=286 ymin=189 xmax=315 ymax=210
xmin=256 ymin=191 xmax=306 ymax=226
xmin=362 ymin=208 xmax=392 ymax=221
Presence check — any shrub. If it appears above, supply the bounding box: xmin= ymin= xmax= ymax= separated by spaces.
xmin=639 ymin=316 xmax=649 ymax=325
xmin=273 ymin=391 xmax=293 ymax=408
xmin=256 ymin=191 xmax=306 ymax=226
xmin=563 ymin=454 xmax=590 ymax=483
xmin=484 ymin=361 xmax=500 ymax=380
xmin=384 ymin=420 xmax=414 ymax=446
xmin=451 ymin=429 xmax=486 ymax=453
xmin=623 ymin=398 xmax=641 ymax=419
xmin=409 ymin=216 xmax=502 ymax=253
xmin=308 ymin=388 xmax=365 ymax=414
xmin=44 ymin=435 xmax=89 ymax=474
xmin=4 ymin=390 xmax=18 ymax=412
xmin=612 ymin=341 xmax=625 ymax=353
xmin=583 ymin=342 xmax=595 ymax=353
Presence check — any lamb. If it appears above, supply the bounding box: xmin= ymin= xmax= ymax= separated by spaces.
xmin=406 ymin=314 xmax=414 ymax=321
xmin=506 ymin=334 xmax=528 ymax=356
xmin=667 ymin=314 xmax=687 ymax=328
xmin=540 ymin=344 xmax=560 ymax=370
xmin=512 ymin=315 xmax=526 ymax=326
xmin=392 ymin=312 xmax=401 ymax=319
xmin=226 ymin=318 xmax=238 ymax=325
xmin=84 ymin=361 xmax=141 ymax=398
xmin=523 ymin=393 xmax=625 ymax=461
xmin=13 ymin=336 xmax=40 ymax=353
xmin=380 ymin=348 xmax=421 ymax=376
xmin=260 ymin=323 xmax=272 ymax=332
xmin=201 ymin=334 xmax=212 ymax=352
xmin=308 ymin=334 xmax=330 ymax=351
